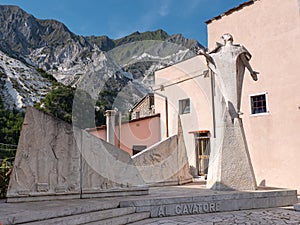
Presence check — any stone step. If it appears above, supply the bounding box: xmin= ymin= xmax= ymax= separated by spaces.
xmin=120 ymin=189 xmax=297 ymax=218
xmin=294 ymin=203 xmax=300 ymax=212
xmin=85 ymin=212 xmax=151 ymax=225
xmin=23 ymin=207 xmax=137 ymax=225
xmin=1 ymin=198 xmax=120 ymax=225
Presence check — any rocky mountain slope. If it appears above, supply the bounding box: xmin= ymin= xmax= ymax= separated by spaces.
xmin=0 ymin=50 xmax=52 ymax=110
xmin=0 ymin=5 xmax=204 ymax=111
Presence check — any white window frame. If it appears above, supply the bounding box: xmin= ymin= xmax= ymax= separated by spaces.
xmin=249 ymin=91 xmax=270 ymax=116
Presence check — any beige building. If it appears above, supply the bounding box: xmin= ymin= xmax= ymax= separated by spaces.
xmin=155 ymin=0 xmax=300 ymax=190
xmin=154 ymin=56 xmax=213 ymax=177
xmin=130 ymin=93 xmax=155 ymax=120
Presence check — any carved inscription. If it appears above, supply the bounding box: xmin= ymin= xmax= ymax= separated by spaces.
xmin=155 ymin=202 xmax=221 ymax=217
xmin=158 ymin=205 xmax=166 ymax=217
xmin=175 ymin=202 xmax=221 ymax=215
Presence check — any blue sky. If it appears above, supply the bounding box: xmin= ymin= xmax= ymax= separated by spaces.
xmin=0 ymin=0 xmax=247 ymax=46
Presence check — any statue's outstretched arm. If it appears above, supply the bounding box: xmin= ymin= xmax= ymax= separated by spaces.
xmin=240 ymin=53 xmax=259 ymax=81
xmin=197 ymin=48 xmax=214 ymax=64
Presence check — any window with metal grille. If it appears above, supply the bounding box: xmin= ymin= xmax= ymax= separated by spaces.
xmin=179 ymin=98 xmax=190 ymax=114
xmin=250 ymin=94 xmax=267 ymax=114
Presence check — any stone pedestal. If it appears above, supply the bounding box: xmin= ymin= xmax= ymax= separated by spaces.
xmin=207 ymin=109 xmax=257 ymax=190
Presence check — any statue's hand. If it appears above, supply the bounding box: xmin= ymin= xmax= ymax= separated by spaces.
xmin=197 ymin=48 xmax=206 ymax=55
xmin=251 ymin=71 xmax=259 ymax=81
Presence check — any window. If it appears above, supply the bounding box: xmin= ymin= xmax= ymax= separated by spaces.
xmin=132 ymin=145 xmax=147 ymax=155
xmin=250 ymin=93 xmax=268 ymax=114
xmin=135 ymin=111 xmax=140 ymax=119
xmin=179 ymin=98 xmax=190 ymax=114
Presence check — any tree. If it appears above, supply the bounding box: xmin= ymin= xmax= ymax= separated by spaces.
xmin=35 ymin=85 xmax=108 ymax=128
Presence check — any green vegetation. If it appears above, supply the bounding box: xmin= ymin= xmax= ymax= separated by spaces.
xmin=114 ymin=29 xmax=169 ymax=47
xmin=0 ymin=97 xmax=24 ymax=198
xmin=0 ymin=158 xmax=12 ymax=198
xmin=35 ymin=85 xmax=109 ymax=128
xmin=36 ymin=68 xmax=58 ymax=84
xmin=35 ymin=85 xmax=75 ymax=123
xmin=0 ymin=100 xmax=24 ymax=151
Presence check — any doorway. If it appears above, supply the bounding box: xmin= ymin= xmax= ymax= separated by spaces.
xmin=194 ymin=131 xmax=210 ymax=176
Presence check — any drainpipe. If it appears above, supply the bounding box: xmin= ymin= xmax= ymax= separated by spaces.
xmin=154 ymin=92 xmax=169 ymax=138
xmin=210 ymin=69 xmax=216 ymax=138
xmin=117 ymin=111 xmax=121 ymax=148
xmin=165 ymin=97 xmax=169 ymax=138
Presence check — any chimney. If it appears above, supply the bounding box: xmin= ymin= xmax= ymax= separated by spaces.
xmin=105 ymin=110 xmax=116 ymax=145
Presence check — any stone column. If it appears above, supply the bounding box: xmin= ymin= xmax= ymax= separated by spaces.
xmin=105 ymin=110 xmax=116 ymax=145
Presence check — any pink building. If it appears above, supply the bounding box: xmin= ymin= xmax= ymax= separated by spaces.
xmin=154 ymin=0 xmax=300 ymax=191
xmin=87 ymin=114 xmax=161 ymax=156
xmin=206 ymin=0 xmax=300 ymax=191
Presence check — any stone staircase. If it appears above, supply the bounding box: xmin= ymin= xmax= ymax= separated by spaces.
xmin=1 ymin=184 xmax=298 ymax=225
xmin=0 ymin=198 xmax=150 ymax=225
xmin=22 ymin=207 xmax=149 ymax=225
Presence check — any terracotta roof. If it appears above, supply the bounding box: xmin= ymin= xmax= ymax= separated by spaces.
xmin=205 ymin=0 xmax=257 ymax=24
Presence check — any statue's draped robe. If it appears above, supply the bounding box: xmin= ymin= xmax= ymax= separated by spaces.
xmin=206 ymin=44 xmax=257 ymax=190
xmin=209 ymin=44 xmax=251 ymax=117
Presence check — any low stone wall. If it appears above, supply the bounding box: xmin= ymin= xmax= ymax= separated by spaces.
xmin=7 ymin=107 xmax=147 ymax=202
xmin=132 ymin=116 xmax=193 ymax=186
xmin=7 ymin=108 xmax=192 ymax=202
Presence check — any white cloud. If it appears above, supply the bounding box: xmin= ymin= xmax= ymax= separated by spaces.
xmin=159 ymin=0 xmax=171 ymax=16
xmin=180 ymin=0 xmax=202 ymax=17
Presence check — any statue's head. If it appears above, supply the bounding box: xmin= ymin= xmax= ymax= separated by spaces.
xmin=221 ymin=33 xmax=233 ymax=45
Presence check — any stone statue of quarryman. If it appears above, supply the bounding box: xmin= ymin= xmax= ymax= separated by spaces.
xmin=197 ymin=33 xmax=259 ymax=119
xmin=196 ymin=33 xmax=259 ymax=191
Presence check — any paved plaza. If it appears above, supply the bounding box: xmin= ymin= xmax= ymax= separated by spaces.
xmin=131 ymin=208 xmax=300 ymax=225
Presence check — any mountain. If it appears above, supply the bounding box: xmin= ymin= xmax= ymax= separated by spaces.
xmin=0 ymin=50 xmax=52 ymax=110
xmin=0 ymin=5 xmax=204 ymax=111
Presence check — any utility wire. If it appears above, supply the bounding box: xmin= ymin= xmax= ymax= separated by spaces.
xmin=153 ymin=70 xmax=209 ymax=91
xmin=0 ymin=143 xmax=18 ymax=147
xmin=0 ymin=148 xmax=17 ymax=151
